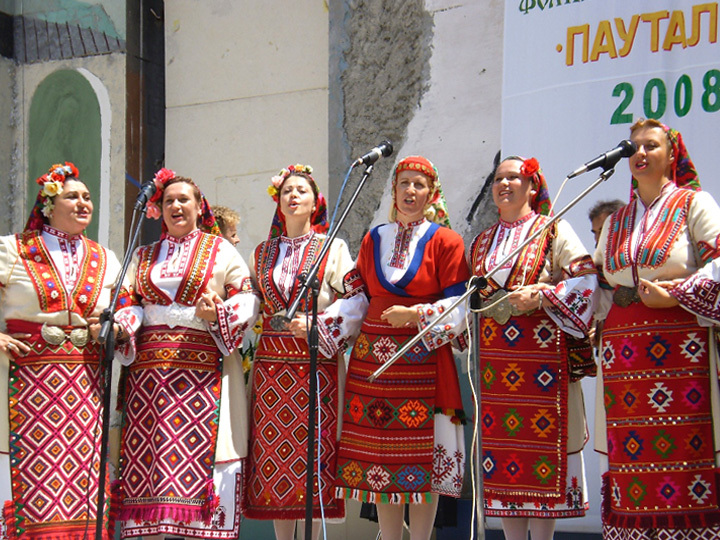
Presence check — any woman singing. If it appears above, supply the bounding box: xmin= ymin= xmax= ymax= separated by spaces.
xmin=0 ymin=162 xmax=126 ymax=540
xmin=115 ymin=169 xmax=258 ymax=539
xmin=336 ymin=155 xmax=469 ymax=540
xmin=594 ymin=119 xmax=720 ymax=540
xmin=242 ymin=164 xmax=367 ymax=540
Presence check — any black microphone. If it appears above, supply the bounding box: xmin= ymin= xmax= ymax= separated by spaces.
xmin=353 ymin=140 xmax=394 ymax=167
xmin=134 ymin=181 xmax=157 ymax=210
xmin=567 ymin=140 xmax=637 ymax=179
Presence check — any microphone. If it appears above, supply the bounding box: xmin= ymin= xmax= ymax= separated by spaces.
xmin=353 ymin=140 xmax=394 ymax=167
xmin=567 ymin=140 xmax=637 ymax=179
xmin=134 ymin=181 xmax=157 ymax=210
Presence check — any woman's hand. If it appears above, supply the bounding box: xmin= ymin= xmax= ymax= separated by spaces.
xmin=381 ymin=305 xmax=420 ymax=328
xmin=288 ymin=316 xmax=309 ymax=341
xmin=638 ymin=278 xmax=680 ymax=308
xmin=0 ymin=331 xmax=31 ymax=356
xmin=195 ymin=291 xmax=222 ymax=322
xmin=86 ymin=316 xmax=124 ymax=342
xmin=508 ymin=284 xmax=550 ymax=312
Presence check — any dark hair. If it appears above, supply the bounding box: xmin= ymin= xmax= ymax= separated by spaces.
xmin=588 ymin=199 xmax=625 ymax=220
xmin=163 ymin=176 xmax=202 ymax=205
xmin=279 ymin=172 xmax=319 ymax=204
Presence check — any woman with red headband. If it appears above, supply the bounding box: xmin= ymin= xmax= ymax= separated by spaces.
xmin=242 ymin=164 xmax=367 ymax=540
xmin=335 ymin=156 xmax=469 ymax=540
xmin=114 ymin=169 xmax=258 ymax=540
xmin=469 ymin=156 xmax=597 ymax=540
xmin=594 ymin=119 xmax=720 ymax=540
xmin=0 ymin=162 xmax=127 ymax=540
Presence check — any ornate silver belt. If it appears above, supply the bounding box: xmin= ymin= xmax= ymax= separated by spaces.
xmin=481 ymin=290 xmax=518 ymax=325
xmin=40 ymin=323 xmax=90 ymax=347
xmin=613 ymin=286 xmax=640 ymax=308
xmin=480 ymin=289 xmax=541 ymax=324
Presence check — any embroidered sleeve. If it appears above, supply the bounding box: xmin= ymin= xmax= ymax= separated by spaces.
xmin=591 ymin=222 xmax=614 ymax=322
xmin=542 ymin=219 xmax=598 ymax=338
xmin=316 ymin=239 xmax=369 ymax=359
xmin=417 ymin=229 xmax=471 ymax=352
xmin=687 ymin=191 xmax=720 ymax=265
xmin=114 ymin=252 xmax=144 ymax=366
xmin=672 ymin=257 xmax=720 ymax=325
xmin=207 ymin=243 xmax=260 ymax=356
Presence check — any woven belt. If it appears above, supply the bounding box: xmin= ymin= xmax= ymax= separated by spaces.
xmin=40 ymin=323 xmax=90 ymax=347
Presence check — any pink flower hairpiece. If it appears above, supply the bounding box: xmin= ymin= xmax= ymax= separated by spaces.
xmin=145 ymin=167 xmax=176 ymax=220
xmin=267 ymin=163 xmax=313 ymax=202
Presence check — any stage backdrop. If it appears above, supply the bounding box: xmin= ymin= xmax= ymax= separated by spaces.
xmin=502 ymin=0 xmax=719 ymax=533
xmin=503 ymin=0 xmax=719 ymax=250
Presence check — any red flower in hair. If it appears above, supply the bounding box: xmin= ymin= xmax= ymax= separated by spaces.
xmin=520 ymin=157 xmax=539 ymax=178
xmin=154 ymin=167 xmax=176 ymax=185
xmin=145 ymin=167 xmax=176 ymax=219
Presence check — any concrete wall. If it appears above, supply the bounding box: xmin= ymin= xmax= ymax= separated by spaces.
xmin=332 ymin=0 xmax=503 ymax=252
xmin=164 ymin=0 xmax=331 ymax=259
xmin=0 ymin=56 xmax=18 ymax=236
xmin=0 ymin=0 xmax=127 ymax=252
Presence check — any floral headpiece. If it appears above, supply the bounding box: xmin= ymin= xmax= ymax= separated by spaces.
xmin=145 ymin=167 xmax=221 ymax=237
xmin=502 ymin=156 xmax=552 ymax=216
xmin=630 ymin=123 xmax=700 ymax=200
xmin=25 ymin=162 xmax=80 ymax=231
xmin=267 ymin=164 xmax=314 ymax=202
xmin=389 ymin=155 xmax=452 ymax=228
xmin=266 ymin=163 xmax=328 ymax=239
xmin=144 ymin=167 xmax=176 ymax=220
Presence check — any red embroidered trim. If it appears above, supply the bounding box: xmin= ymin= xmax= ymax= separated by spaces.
xmin=470 ymin=216 xmax=554 ymax=296
xmin=15 ymin=231 xmax=107 ymax=317
xmin=136 ymin=233 xmax=221 ymax=306
xmin=255 ymin=233 xmax=327 ymax=314
xmin=605 ymin=189 xmax=694 ymax=273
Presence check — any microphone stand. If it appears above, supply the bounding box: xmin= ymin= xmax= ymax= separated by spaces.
xmin=468 ymin=286 xmax=485 ymax=540
xmin=303 ymin=275 xmax=320 ymax=540
xmin=94 ymin=204 xmax=147 ymax=540
xmin=368 ymin=166 xmax=616 ymax=539
xmin=268 ymin=163 xmax=379 ymax=540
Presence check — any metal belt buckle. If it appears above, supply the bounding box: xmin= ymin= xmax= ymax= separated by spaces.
xmin=482 ymin=290 xmax=513 ymax=325
xmin=613 ymin=286 xmax=640 ymax=308
xmin=69 ymin=328 xmax=90 ymax=347
xmin=41 ymin=323 xmax=66 ymax=346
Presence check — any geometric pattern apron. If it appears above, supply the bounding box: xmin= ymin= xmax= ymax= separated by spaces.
xmin=479 ymin=310 xmax=572 ymax=510
xmin=601 ymin=302 xmax=720 ymax=532
xmin=118 ymin=325 xmax=224 ymax=532
xmin=242 ymin=321 xmax=343 ymax=520
xmin=335 ymin=297 xmax=463 ymax=504
xmin=5 ymin=326 xmax=110 ymax=540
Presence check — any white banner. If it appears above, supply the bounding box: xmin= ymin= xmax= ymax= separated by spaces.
xmin=503 ymin=0 xmax=719 ymax=250
xmin=502 ymin=1 xmax=719 ymax=533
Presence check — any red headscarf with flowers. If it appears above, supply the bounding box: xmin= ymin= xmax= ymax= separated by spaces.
xmin=266 ymin=164 xmax=328 ymax=239
xmin=389 ymin=155 xmax=452 ymax=227
xmin=501 ymin=156 xmax=552 ymax=216
xmin=145 ymin=168 xmax=221 ymax=236
xmin=630 ymin=122 xmax=700 ymax=199
xmin=25 ymin=162 xmax=81 ymax=232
